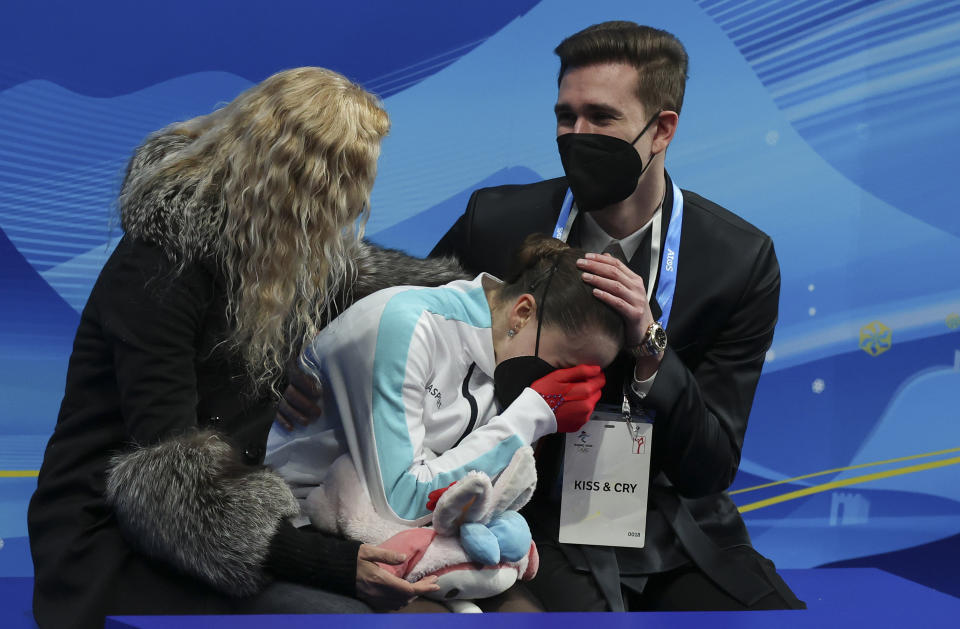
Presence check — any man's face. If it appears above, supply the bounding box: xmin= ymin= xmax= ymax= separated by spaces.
xmin=555 ymin=62 xmax=650 ymax=146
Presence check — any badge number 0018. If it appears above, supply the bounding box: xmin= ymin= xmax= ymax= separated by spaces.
xmin=559 ymin=409 xmax=653 ymax=548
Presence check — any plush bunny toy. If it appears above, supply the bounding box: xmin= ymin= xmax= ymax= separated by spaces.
xmin=305 ymin=447 xmax=539 ymax=612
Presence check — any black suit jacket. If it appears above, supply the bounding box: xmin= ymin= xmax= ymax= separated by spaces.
xmin=431 ymin=174 xmax=780 ymax=582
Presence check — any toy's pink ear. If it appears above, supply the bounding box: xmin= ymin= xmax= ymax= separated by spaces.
xmin=521 ymin=542 xmax=539 ymax=581
xmin=375 ymin=528 xmax=438 ymax=578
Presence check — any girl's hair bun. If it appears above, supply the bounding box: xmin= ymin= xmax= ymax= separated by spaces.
xmin=513 ymin=233 xmax=569 ymax=273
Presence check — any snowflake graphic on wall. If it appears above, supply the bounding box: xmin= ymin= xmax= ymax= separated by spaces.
xmin=859 ymin=321 xmax=892 ymax=357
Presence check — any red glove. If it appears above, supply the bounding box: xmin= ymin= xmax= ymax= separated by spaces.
xmin=531 ymin=365 xmax=606 ymax=433
xmin=426 ymin=482 xmax=457 ymax=511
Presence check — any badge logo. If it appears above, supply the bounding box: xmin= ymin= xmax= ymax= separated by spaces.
xmin=574 ymin=430 xmax=593 ymax=454
xmin=633 ymin=435 xmax=646 ymax=454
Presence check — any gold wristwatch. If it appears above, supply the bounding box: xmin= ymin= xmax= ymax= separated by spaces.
xmin=629 ymin=321 xmax=667 ymax=358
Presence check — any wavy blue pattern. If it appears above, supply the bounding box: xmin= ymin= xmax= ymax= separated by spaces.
xmin=0 ymin=1 xmax=538 ymax=96
xmin=696 ymin=0 xmax=960 ymax=236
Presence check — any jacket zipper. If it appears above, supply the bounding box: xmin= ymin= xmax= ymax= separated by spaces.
xmin=453 ymin=362 xmax=479 ymax=447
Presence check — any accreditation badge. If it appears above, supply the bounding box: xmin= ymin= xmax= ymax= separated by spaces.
xmin=559 ymin=407 xmax=653 ymax=548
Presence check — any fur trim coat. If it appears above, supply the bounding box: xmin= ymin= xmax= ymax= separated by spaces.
xmin=26 ymin=131 xmax=467 ymax=629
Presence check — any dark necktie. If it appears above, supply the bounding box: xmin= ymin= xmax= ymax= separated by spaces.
xmin=601 ymin=241 xmax=629 ymax=265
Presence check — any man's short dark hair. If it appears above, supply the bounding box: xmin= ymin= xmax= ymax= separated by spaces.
xmin=555 ymin=21 xmax=689 ymax=115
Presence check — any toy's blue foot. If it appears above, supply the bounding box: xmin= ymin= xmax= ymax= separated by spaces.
xmin=460 ymin=522 xmax=500 ymax=565
xmin=487 ymin=511 xmax=531 ymax=562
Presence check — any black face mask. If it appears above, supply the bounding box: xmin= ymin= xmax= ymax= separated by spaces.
xmin=556 ymin=110 xmax=661 ymax=212
xmin=493 ymin=355 xmax=555 ymax=410
xmin=493 ymin=262 xmax=560 ymax=409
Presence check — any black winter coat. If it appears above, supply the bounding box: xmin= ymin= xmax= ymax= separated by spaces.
xmin=28 ymin=237 xmax=358 ymax=628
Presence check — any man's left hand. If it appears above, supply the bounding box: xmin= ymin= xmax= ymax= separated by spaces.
xmin=577 ymin=252 xmax=663 ymax=378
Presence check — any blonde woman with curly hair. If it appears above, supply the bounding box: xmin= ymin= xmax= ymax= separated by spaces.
xmin=27 ymin=67 xmax=463 ymax=628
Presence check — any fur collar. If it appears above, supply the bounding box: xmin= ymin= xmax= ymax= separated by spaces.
xmin=118 ymin=131 xmax=221 ymax=265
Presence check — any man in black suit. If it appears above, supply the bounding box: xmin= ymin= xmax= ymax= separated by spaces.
xmin=429 ymin=21 xmax=804 ymax=612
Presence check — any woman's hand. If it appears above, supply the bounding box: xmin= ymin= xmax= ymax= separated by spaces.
xmin=275 ymin=367 xmax=324 ymax=431
xmin=355 ymin=544 xmax=440 ymax=610
xmin=531 ymin=365 xmax=605 ymax=432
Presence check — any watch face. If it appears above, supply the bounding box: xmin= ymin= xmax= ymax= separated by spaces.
xmin=651 ymin=325 xmax=668 ymax=351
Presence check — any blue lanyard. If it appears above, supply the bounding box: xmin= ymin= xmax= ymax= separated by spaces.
xmin=552 ymin=189 xmax=576 ymax=240
xmin=552 ymin=181 xmax=684 ymax=330
xmin=656 ymin=182 xmax=683 ymax=330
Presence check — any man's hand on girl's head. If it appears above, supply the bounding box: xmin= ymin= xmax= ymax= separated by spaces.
xmin=577 ymin=252 xmax=655 ymax=347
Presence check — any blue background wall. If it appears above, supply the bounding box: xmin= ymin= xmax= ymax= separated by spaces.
xmin=2 ymin=0 xmax=959 ymax=598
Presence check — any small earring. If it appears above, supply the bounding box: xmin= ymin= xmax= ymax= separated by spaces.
xmin=507 ymin=328 xmax=516 ymax=338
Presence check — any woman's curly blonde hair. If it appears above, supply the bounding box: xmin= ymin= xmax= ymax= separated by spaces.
xmin=119 ymin=67 xmax=390 ymax=392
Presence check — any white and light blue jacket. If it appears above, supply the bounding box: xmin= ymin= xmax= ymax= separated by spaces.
xmin=266 ymin=274 xmax=556 ymax=525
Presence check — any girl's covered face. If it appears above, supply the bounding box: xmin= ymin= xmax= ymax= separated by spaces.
xmin=497 ymin=320 xmax=620 ymax=371
xmin=491 ymin=321 xmax=620 ymax=410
